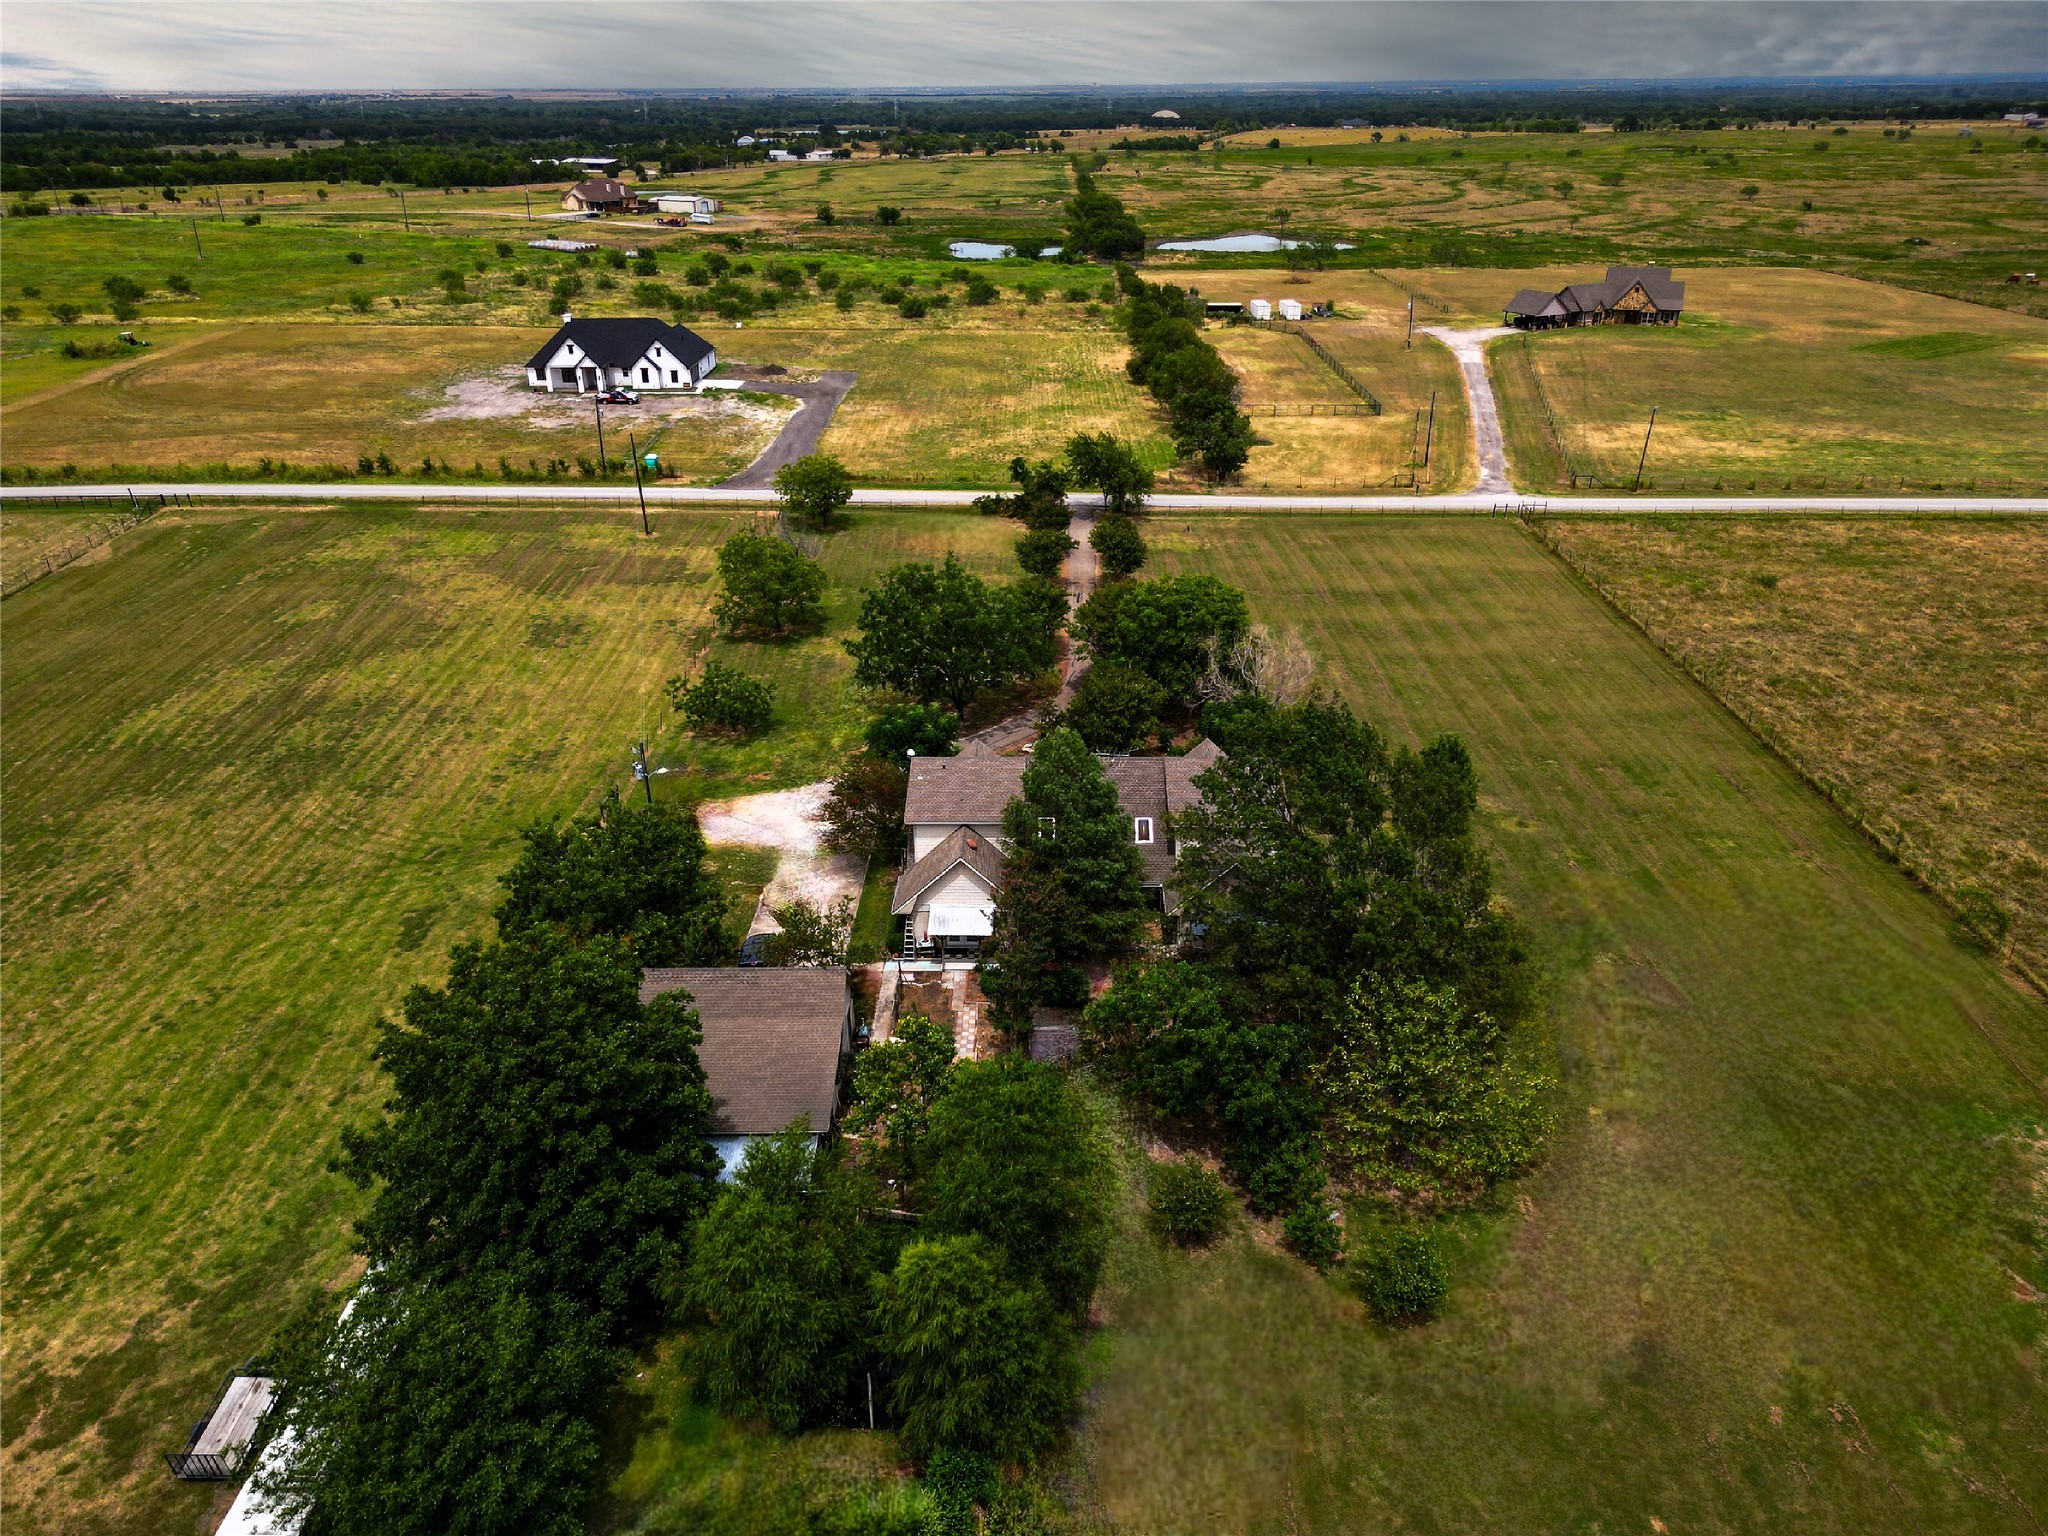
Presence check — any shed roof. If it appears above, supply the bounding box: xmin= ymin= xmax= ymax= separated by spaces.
xmin=526 ymin=316 xmax=716 ymax=373
xmin=637 ymin=967 xmax=849 ymax=1135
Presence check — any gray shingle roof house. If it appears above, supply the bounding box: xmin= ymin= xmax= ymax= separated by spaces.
xmin=637 ymin=966 xmax=855 ymax=1179
xmin=892 ymin=740 xmax=1223 ymax=955
xmin=1505 ymin=266 xmax=1684 ymax=329
xmin=525 ymin=316 xmax=718 ymax=393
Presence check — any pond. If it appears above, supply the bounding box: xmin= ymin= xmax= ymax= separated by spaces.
xmin=946 ymin=241 xmax=1065 ymax=260
xmin=1155 ymin=233 xmax=1357 ymax=253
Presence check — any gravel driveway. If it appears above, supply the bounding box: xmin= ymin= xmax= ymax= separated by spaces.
xmin=1418 ymin=326 xmax=1517 ymax=494
xmin=696 ymin=782 xmax=868 ymax=940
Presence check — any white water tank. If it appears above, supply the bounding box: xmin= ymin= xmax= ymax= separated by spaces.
xmin=1277 ymin=298 xmax=1303 ymax=321
xmin=1248 ymin=298 xmax=1273 ymax=320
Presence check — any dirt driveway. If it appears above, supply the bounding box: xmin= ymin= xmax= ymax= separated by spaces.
xmin=1418 ymin=326 xmax=1516 ymax=494
xmin=696 ymin=782 xmax=868 ymax=939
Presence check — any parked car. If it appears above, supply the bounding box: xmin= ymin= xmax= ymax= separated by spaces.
xmin=597 ymin=389 xmax=639 ymax=405
xmin=738 ymin=933 xmax=770 ymax=967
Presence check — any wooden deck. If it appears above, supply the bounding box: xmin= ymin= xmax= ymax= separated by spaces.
xmin=166 ymin=1374 xmax=274 ymax=1480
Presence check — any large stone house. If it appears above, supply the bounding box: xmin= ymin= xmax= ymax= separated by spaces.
xmin=890 ymin=740 xmax=1222 ymax=957
xmin=525 ymin=316 xmax=717 ymax=393
xmin=1504 ymin=265 xmax=1685 ymax=329
xmin=637 ymin=967 xmax=855 ymax=1179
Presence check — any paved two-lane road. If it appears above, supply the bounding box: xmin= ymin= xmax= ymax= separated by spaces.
xmin=10 ymin=485 xmax=2043 ymax=514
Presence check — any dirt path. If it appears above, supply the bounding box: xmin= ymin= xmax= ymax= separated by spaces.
xmin=715 ymin=371 xmax=859 ymax=489
xmin=1419 ymin=325 xmax=1517 ymax=494
xmin=4 ymin=327 xmax=239 ymax=414
xmin=962 ymin=503 xmax=1099 ymax=754
xmin=695 ymin=782 xmax=868 ymax=941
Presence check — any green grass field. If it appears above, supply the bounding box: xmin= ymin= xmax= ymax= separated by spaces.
xmin=1530 ymin=514 xmax=2048 ymax=988
xmin=0 ymin=502 xmax=1015 ymax=1536
xmin=1083 ymin=514 xmax=2048 ymax=1532
xmin=1472 ymin=268 xmax=2048 ymax=492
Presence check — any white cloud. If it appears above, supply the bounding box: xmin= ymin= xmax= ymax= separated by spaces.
xmin=0 ymin=1 xmax=2041 ymax=92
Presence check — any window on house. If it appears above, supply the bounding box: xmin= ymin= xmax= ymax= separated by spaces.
xmin=639 ymin=367 xmax=650 ymax=382
xmin=669 ymin=370 xmax=680 ymax=383
xmin=1133 ymin=817 xmax=1155 ymax=844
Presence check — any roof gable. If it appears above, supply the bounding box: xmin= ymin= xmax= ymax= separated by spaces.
xmin=891 ymin=826 xmax=1005 ymax=914
xmin=526 ymin=317 xmax=716 ymax=373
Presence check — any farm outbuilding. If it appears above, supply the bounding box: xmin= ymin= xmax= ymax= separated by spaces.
xmin=1505 ymin=266 xmax=1685 ymax=329
xmin=637 ymin=967 xmax=855 ymax=1179
xmin=1248 ymin=298 xmax=1274 ymax=320
xmin=1277 ymin=298 xmax=1303 ymax=321
xmin=525 ymin=316 xmax=717 ymax=392
xmin=649 ymin=193 xmax=719 ymax=216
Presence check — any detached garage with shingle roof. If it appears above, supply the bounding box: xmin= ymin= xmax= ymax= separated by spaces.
xmin=638 ymin=966 xmax=855 ymax=1179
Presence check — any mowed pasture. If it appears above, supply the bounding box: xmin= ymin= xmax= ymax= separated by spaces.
xmin=719 ymin=323 xmax=1175 ymax=486
xmin=0 ymin=503 xmax=1016 ymax=1536
xmin=1205 ymin=314 xmax=1475 ymax=492
xmin=1088 ymin=514 xmax=2048 ymax=1533
xmin=1464 ymin=269 xmax=2048 ymax=491
xmin=1533 ymin=514 xmax=2048 ymax=986
xmin=0 ymin=324 xmax=784 ymax=483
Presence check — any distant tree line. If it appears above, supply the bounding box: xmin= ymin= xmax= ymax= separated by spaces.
xmin=8 ymin=80 xmax=2037 ymax=191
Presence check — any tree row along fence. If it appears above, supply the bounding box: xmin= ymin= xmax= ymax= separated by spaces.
xmin=1241 ymin=320 xmax=1383 ymax=414
xmin=2 ymin=494 xmax=184 ymax=599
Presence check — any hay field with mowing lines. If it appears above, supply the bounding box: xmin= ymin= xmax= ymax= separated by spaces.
xmin=0 ymin=503 xmax=1014 ymax=1536
xmin=1533 ymin=514 xmax=2048 ymax=987
xmin=0 ymin=324 xmax=783 ymax=484
xmin=1087 ymin=513 xmax=2048 ymax=1533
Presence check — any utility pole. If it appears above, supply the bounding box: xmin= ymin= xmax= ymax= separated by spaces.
xmin=628 ymin=431 xmax=650 ymax=534
xmin=1406 ymin=297 xmax=1414 ymax=349
xmin=1633 ymin=406 xmax=1658 ymax=492
xmin=397 ymin=187 xmax=410 ymax=231
xmin=212 ymin=180 xmax=225 ymax=222
xmin=1421 ymin=390 xmax=1437 ymax=469
xmin=522 ymin=184 xmax=532 ymax=222
xmin=594 ymin=396 xmax=608 ymax=472
xmin=191 ymin=218 xmax=203 ymax=258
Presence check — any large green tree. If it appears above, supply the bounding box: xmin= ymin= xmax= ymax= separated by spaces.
xmin=981 ymin=727 xmax=1147 ymax=1022
xmin=255 ymin=1270 xmax=615 ymax=1536
xmin=1060 ymin=660 xmax=1163 ymax=753
xmin=713 ymin=530 xmax=827 ymax=638
xmin=975 ymin=455 xmax=1073 ymax=532
xmin=1071 ymin=574 xmax=1251 ymax=703
xmin=1065 ymin=432 xmax=1153 ymax=517
xmin=676 ymin=1128 xmax=882 ymax=1432
xmin=773 ymin=453 xmax=855 ymax=531
xmin=843 ymin=1011 xmax=956 ymax=1199
xmin=878 ymin=1236 xmax=1079 ymax=1466
xmin=1089 ymin=512 xmax=1147 ymax=579
xmin=494 ymin=788 xmax=728 ymax=967
xmin=845 ymin=555 xmax=1057 ymax=716
xmin=335 ymin=929 xmax=722 ymax=1328
xmin=922 ymin=1053 xmax=1109 ymax=1318
xmin=1313 ymin=977 xmax=1551 ymax=1204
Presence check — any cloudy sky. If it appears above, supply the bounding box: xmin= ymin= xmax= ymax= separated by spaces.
xmin=2 ymin=1 xmax=2043 ymax=94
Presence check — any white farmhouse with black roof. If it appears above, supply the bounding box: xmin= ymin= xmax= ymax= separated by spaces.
xmin=525 ymin=316 xmax=718 ymax=393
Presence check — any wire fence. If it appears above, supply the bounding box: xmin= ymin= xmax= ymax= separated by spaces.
xmin=1240 ymin=319 xmax=1384 ymax=414
xmin=1239 ymin=402 xmax=1377 ymax=417
xmin=2 ymin=494 xmax=184 ymax=599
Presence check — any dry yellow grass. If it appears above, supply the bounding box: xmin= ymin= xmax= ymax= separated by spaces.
xmin=1534 ymin=515 xmax=2048 ymax=984
xmin=0 ymin=324 xmax=780 ymax=482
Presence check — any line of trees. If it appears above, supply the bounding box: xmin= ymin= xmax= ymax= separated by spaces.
xmin=1119 ymin=272 xmax=1255 ymax=481
xmin=255 ymin=791 xmax=734 ymax=1534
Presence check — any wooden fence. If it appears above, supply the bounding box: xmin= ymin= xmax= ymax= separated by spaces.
xmin=1238 ymin=319 xmax=1384 ymax=414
